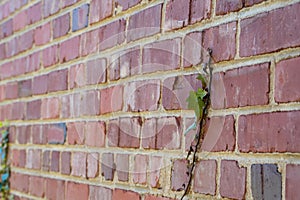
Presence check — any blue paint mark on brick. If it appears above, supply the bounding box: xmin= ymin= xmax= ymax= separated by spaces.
xmin=47 ymin=123 xmax=67 ymax=144
xmin=72 ymin=4 xmax=89 ymax=31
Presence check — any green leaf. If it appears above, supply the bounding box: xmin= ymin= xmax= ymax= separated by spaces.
xmin=186 ymin=91 xmax=201 ymax=120
xmin=196 ymin=88 xmax=207 ymax=99
xmin=197 ymin=74 xmax=207 ymax=88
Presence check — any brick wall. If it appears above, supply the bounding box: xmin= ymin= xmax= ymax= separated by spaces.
xmin=0 ymin=0 xmax=299 ymax=199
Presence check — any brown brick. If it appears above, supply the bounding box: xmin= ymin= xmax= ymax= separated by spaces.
xmin=10 ymin=172 xmax=29 ymax=193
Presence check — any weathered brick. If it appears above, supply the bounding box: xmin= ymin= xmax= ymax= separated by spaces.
xmin=18 ymin=30 xmax=34 ymax=53
xmin=112 ymin=189 xmax=140 ymax=200
xmin=42 ymin=150 xmax=51 ymax=171
xmin=190 ymin=0 xmax=211 ymax=24
xmin=286 ymin=164 xmax=300 ymax=200
xmin=87 ymin=153 xmax=99 ymax=178
xmin=69 ymin=64 xmax=86 ymax=89
xmin=45 ymin=179 xmax=65 ymax=200
xmin=211 ymin=63 xmax=269 ymax=109
xmin=27 ymin=2 xmax=41 ymax=24
xmin=119 ymin=117 xmax=141 ymax=148
xmin=12 ymin=149 xmax=26 ymax=168
xmin=71 ymin=152 xmax=87 ymax=177
xmin=220 ymin=160 xmax=246 ymax=199
xmin=156 ymin=117 xmax=181 ymax=150
xmin=124 ymin=80 xmax=160 ymax=112
xmin=61 ymin=151 xmax=71 ymax=175
xmin=133 ymin=154 xmax=148 ymax=184
xmin=42 ymin=45 xmax=59 ymax=67
xmin=194 ymin=160 xmax=217 ymax=195
xmin=60 ymin=36 xmax=80 ymax=62
xmin=90 ymin=0 xmax=113 ymax=24
xmin=216 ymin=0 xmax=243 ymax=15
xmin=89 ymin=186 xmax=112 ymax=200
xmin=240 ymin=3 xmax=300 ymax=57
xmin=164 ymin=0 xmax=189 ymax=30
xmin=66 ymin=182 xmax=89 ymax=200
xmin=142 ymin=38 xmax=180 ymax=73
xmin=0 ymin=19 xmax=13 ymax=39
xmin=17 ymin=126 xmax=31 ymax=144
xmin=85 ymin=121 xmax=106 ymax=147
xmin=81 ymin=29 xmax=99 ymax=56
xmin=53 ymin=13 xmax=70 ymax=39
xmin=10 ymin=172 xmax=29 ymax=193
xmin=69 ymin=93 xmax=81 ymax=117
xmin=275 ymin=57 xmax=300 ymax=103
xmin=238 ymin=111 xmax=300 ymax=153
xmin=86 ymin=58 xmax=106 ymax=85
xmin=149 ymin=156 xmax=163 ymax=188
xmin=32 ymin=74 xmax=48 ymax=95
xmin=43 ymin=0 xmax=60 ymax=18
xmin=107 ymin=119 xmax=120 ymax=147
xmin=29 ymin=176 xmax=44 ymax=197
xmin=128 ymin=4 xmax=162 ymax=41
xmin=101 ymin=153 xmax=115 ymax=180
xmin=5 ymin=38 xmax=17 ymax=57
xmin=251 ymin=164 xmax=282 ymax=200
xmin=41 ymin=98 xmax=60 ymax=119
xmin=18 ymin=79 xmax=32 ymax=97
xmin=72 ymin=4 xmax=89 ymax=31
xmin=171 ymin=159 xmax=188 ymax=191
xmin=0 ymin=43 xmax=6 ymax=60
xmin=13 ymin=10 xmax=27 ymax=31
xmin=26 ymin=51 xmax=41 ymax=73
xmin=115 ymin=0 xmax=141 ymax=11
xmin=47 ymin=123 xmax=66 ymax=144
xmin=80 ymin=90 xmax=100 ymax=116
xmin=50 ymin=151 xmax=60 ymax=172
xmin=141 ymin=118 xmax=156 ymax=149
xmin=5 ymin=82 xmax=18 ymax=99
xmin=32 ymin=125 xmax=46 ymax=144
xmin=26 ymin=100 xmax=41 ymax=120
xmin=67 ymin=122 xmax=85 ymax=145
xmin=183 ymin=32 xmax=202 ymax=68
xmin=116 ymin=154 xmax=129 ymax=182
xmin=100 ymin=85 xmax=123 ymax=114
xmin=26 ymin=149 xmax=41 ymax=170
xmin=47 ymin=69 xmax=68 ymax=92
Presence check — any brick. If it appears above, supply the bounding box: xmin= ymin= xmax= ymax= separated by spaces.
xmin=80 ymin=90 xmax=100 ymax=116
xmin=32 ymin=125 xmax=46 ymax=144
xmin=115 ymin=0 xmax=141 ymax=11
xmin=10 ymin=172 xmax=29 ymax=193
xmin=67 ymin=122 xmax=85 ymax=145
xmin=69 ymin=64 xmax=86 ymax=89
xmin=13 ymin=10 xmax=27 ymax=31
xmin=90 ymin=0 xmax=113 ymax=24
xmin=116 ymin=154 xmax=129 ymax=182
xmin=190 ymin=0 xmax=211 ymax=24
xmin=238 ymin=111 xmax=300 ymax=153
xmin=61 ymin=151 xmax=71 ymax=175
xmin=144 ymin=195 xmax=173 ymax=200
xmin=240 ymin=3 xmax=300 ymax=57
xmin=119 ymin=117 xmax=141 ymax=148
xmin=42 ymin=150 xmax=51 ymax=171
xmin=81 ymin=29 xmax=99 ymax=56
xmin=27 ymin=2 xmax=42 ymax=24
xmin=32 ymin=74 xmax=48 ymax=95
xmin=89 ymin=186 xmax=112 ymax=200
xmin=86 ymin=58 xmax=106 ymax=85
xmin=43 ymin=0 xmax=60 ymax=18
xmin=194 ymin=160 xmax=217 ymax=195
xmin=47 ymin=69 xmax=68 ymax=92
xmin=41 ymin=98 xmax=60 ymax=119
xmin=107 ymin=119 xmax=120 ymax=147
xmin=87 ymin=153 xmax=99 ymax=178
xmin=133 ymin=154 xmax=148 ymax=184
xmin=244 ymin=0 xmax=265 ymax=6
xmin=16 ymin=126 xmax=31 ymax=144
xmin=211 ymin=63 xmax=269 ymax=109
xmin=69 ymin=93 xmax=81 ymax=117
xmin=183 ymin=32 xmax=202 ymax=68
xmin=26 ymin=149 xmax=41 ymax=169
xmin=142 ymin=118 xmax=156 ymax=149
xmin=0 ymin=85 xmax=4 ymax=101
xmin=42 ymin=45 xmax=59 ymax=67
xmin=251 ymin=164 xmax=282 ymax=200
xmin=112 ymin=189 xmax=140 ymax=200
xmin=128 ymin=4 xmax=161 ymax=41
xmin=275 ymin=57 xmax=300 ymax=103
xmin=62 ymin=0 xmax=78 ymax=8
xmin=101 ymin=153 xmax=115 ymax=180
xmin=26 ymin=100 xmax=41 ymax=120
xmin=165 ymin=0 xmax=189 ymax=31
xmin=51 ymin=151 xmax=60 ymax=172
xmin=71 ymin=152 xmax=87 ymax=177
xmin=60 ymin=36 xmax=80 ymax=62
xmin=162 ymin=74 xmax=203 ymax=110
xmin=25 ymin=52 xmax=41 ymax=73
xmin=1 ymin=19 xmax=13 ymax=39
xmin=6 ymin=38 xmax=18 ymax=57
xmin=156 ymin=117 xmax=181 ymax=150
xmin=61 ymin=95 xmax=71 ymax=118
xmin=100 ymin=85 xmax=123 ymax=114
xmin=124 ymin=80 xmax=160 ymax=112
xmin=72 ymin=4 xmax=89 ymax=31
xmin=149 ymin=156 xmax=163 ymax=188
xmin=85 ymin=121 xmax=106 ymax=147
xmin=216 ymin=0 xmax=243 ymax=15
xmin=18 ymin=30 xmax=34 ymax=53
xmin=12 ymin=149 xmax=26 ymax=168
xmin=142 ymin=38 xmax=180 ymax=73
xmin=220 ymin=160 xmax=246 ymax=199
xmin=99 ymin=19 xmax=126 ymax=51
xmin=0 ymin=43 xmax=6 ymax=60
xmin=5 ymin=82 xmax=18 ymax=99
xmin=53 ymin=13 xmax=70 ymax=39
xmin=47 ymin=123 xmax=67 ymax=144
xmin=29 ymin=176 xmax=44 ymax=197
xmin=45 ymin=179 xmax=65 ymax=200
xmin=203 ymin=22 xmax=236 ymax=62
xmin=11 ymin=102 xmax=25 ymax=120
xmin=34 ymin=22 xmax=50 ymax=46
xmin=286 ymin=164 xmax=300 ymax=200
xmin=171 ymin=159 xmax=188 ymax=191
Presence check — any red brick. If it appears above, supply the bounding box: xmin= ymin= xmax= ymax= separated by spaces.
xmin=244 ymin=0 xmax=265 ymax=6
xmin=16 ymin=126 xmax=31 ymax=144
xmin=25 ymin=51 xmax=41 ymax=73
xmin=42 ymin=45 xmax=59 ymax=67
xmin=13 ymin=10 xmax=27 ymax=31
xmin=61 ymin=151 xmax=71 ymax=175
xmin=5 ymin=82 xmax=18 ymax=99
xmin=112 ymin=189 xmax=140 ymax=200
xmin=80 ymin=29 xmax=99 ymax=56
xmin=18 ymin=30 xmax=34 ymax=53
xmin=32 ymin=74 xmax=48 ymax=95
xmin=47 ymin=123 xmax=66 ymax=144
xmin=26 ymin=100 xmax=41 ymax=120
xmin=67 ymin=122 xmax=85 ymax=145
xmin=60 ymin=36 xmax=80 ymax=62
xmin=100 ymin=85 xmax=123 ymax=114
xmin=107 ymin=119 xmax=120 ymax=147
xmin=51 ymin=151 xmax=60 ymax=172
xmin=119 ymin=117 xmax=141 ymax=148
xmin=53 ymin=13 xmax=70 ymax=39
xmin=29 ymin=176 xmax=44 ymax=197
xmin=133 ymin=154 xmax=148 ymax=184
xmin=115 ymin=0 xmax=141 ymax=11
xmin=12 ymin=149 xmax=26 ymax=168
xmin=62 ymin=0 xmax=78 ymax=8
xmin=45 ymin=179 xmax=65 ymax=200
xmin=220 ymin=160 xmax=246 ymax=199
xmin=41 ymin=98 xmax=60 ymax=119
xmin=32 ymin=125 xmax=46 ymax=144
xmin=10 ymin=172 xmax=29 ymax=193
xmin=101 ymin=153 xmax=115 ymax=180
xmin=90 ymin=0 xmax=113 ymax=24
xmin=128 ymin=4 xmax=161 ymax=41
xmin=26 ymin=149 xmax=41 ymax=169
xmin=12 ymin=102 xmax=25 ymax=120
xmin=240 ymin=3 xmax=300 ymax=57
xmin=238 ymin=111 xmax=300 ymax=153
xmin=124 ymin=80 xmax=160 ymax=112
xmin=69 ymin=93 xmax=81 ymax=117
xmin=142 ymin=38 xmax=180 ymax=73
xmin=286 ymin=164 xmax=300 ymax=200
xmin=149 ymin=156 xmax=163 ymax=188
xmin=0 ymin=43 xmax=6 ymax=60
xmin=89 ymin=186 xmax=112 ymax=200
xmin=165 ymin=0 xmax=189 ymax=30
xmin=71 ymin=152 xmax=87 ymax=177
xmin=87 ymin=153 xmax=99 ymax=178
xmin=116 ymin=154 xmax=129 ymax=182
xmin=171 ymin=159 xmax=188 ymax=191
xmin=35 ymin=22 xmax=51 ymax=45
xmin=190 ymin=0 xmax=211 ymax=24
xmin=0 ymin=85 xmax=4 ymax=101
xmin=27 ymin=2 xmax=42 ymax=24
xmin=42 ymin=150 xmax=51 ymax=171
xmin=183 ymin=32 xmax=202 ymax=68
xmin=156 ymin=117 xmax=181 ymax=150
xmin=99 ymin=19 xmax=126 ymax=51
xmin=194 ymin=160 xmax=217 ymax=195
xmin=47 ymin=69 xmax=68 ymax=92
xmin=211 ymin=63 xmax=269 ymax=109
xmin=0 ymin=19 xmax=13 ymax=39
xmin=216 ymin=0 xmax=243 ymax=15
xmin=43 ymin=0 xmax=60 ymax=18
xmin=80 ymin=90 xmax=100 ymax=116
xmin=86 ymin=58 xmax=106 ymax=85
xmin=275 ymin=57 xmax=300 ymax=103
xmin=141 ymin=118 xmax=156 ymax=149
xmin=5 ymin=38 xmax=17 ymax=57
xmin=203 ymin=22 xmax=236 ymax=62
xmin=85 ymin=121 xmax=106 ymax=147
xmin=69 ymin=64 xmax=86 ymax=89
xmin=144 ymin=195 xmax=173 ymax=200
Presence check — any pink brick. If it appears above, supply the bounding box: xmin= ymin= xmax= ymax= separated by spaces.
xmin=286 ymin=164 xmax=300 ymax=200
xmin=62 ymin=0 xmax=78 ymax=8
xmin=47 ymin=69 xmax=68 ymax=92
xmin=43 ymin=0 xmax=60 ymax=18
xmin=41 ymin=98 xmax=60 ymax=119
xmin=69 ymin=64 xmax=86 ymax=89
xmin=66 ymin=182 xmax=89 ymax=200
xmin=29 ymin=176 xmax=44 ymax=197
xmin=128 ymin=4 xmax=161 ymax=41
xmin=149 ymin=156 xmax=163 ymax=188
xmin=32 ymin=74 xmax=48 ymax=95
xmin=183 ymin=32 xmax=202 ymax=68
xmin=0 ymin=43 xmax=6 ymax=60
xmin=0 ymin=19 xmax=13 ymax=39
xmin=190 ymin=0 xmax=211 ymax=24
xmin=86 ymin=58 xmax=106 ymax=85
xmin=89 ymin=186 xmax=112 ymax=200
xmin=144 ymin=195 xmax=173 ymax=200
xmin=238 ymin=111 xmax=300 ymax=153
xmin=50 ymin=151 xmax=60 ymax=172
xmin=220 ymin=160 xmax=246 ymax=199
xmin=124 ymin=80 xmax=160 ymax=112
xmin=90 ymin=0 xmax=113 ymax=24
xmin=35 ymin=22 xmax=51 ymax=45
xmin=42 ymin=150 xmax=50 ymax=171
xmin=26 ymin=100 xmax=41 ymax=120
xmin=25 ymin=52 xmax=41 ymax=73
xmin=244 ymin=0 xmax=265 ymax=6
xmin=194 ymin=160 xmax=217 ymax=195
xmin=142 ymin=38 xmax=180 ymax=73
xmin=275 ymin=57 xmax=300 ymax=103
xmin=156 ymin=117 xmax=181 ymax=150
xmin=116 ymin=154 xmax=129 ymax=182
xmin=13 ymin=10 xmax=27 ymax=31
xmin=12 ymin=102 xmax=25 ymax=120
xmin=32 ymin=125 xmax=46 ymax=144
xmin=10 ymin=172 xmax=29 ymax=193
xmin=141 ymin=118 xmax=156 ymax=149
xmin=115 ymin=0 xmax=141 ymax=11
xmin=0 ymin=62 xmax=14 ymax=80
xmin=165 ymin=0 xmax=189 ymax=30
xmin=100 ymin=85 xmax=123 ymax=114
xmin=171 ymin=159 xmax=188 ymax=191
xmin=87 ymin=153 xmax=99 ymax=178
xmin=71 ymin=152 xmax=87 ymax=177
xmin=67 ymin=122 xmax=85 ymax=145
xmin=61 ymin=151 xmax=71 ymax=175
xmin=26 ymin=149 xmax=41 ymax=170
xmin=18 ymin=79 xmax=32 ymax=97
xmin=107 ymin=119 xmax=120 ymax=147
xmin=101 ymin=153 xmax=115 ymax=180
xmin=27 ymin=2 xmax=41 ymax=24
xmin=42 ymin=45 xmax=59 ymax=67
xmin=53 ymin=13 xmax=70 ymax=39
xmin=133 ymin=154 xmax=148 ymax=184
xmin=85 ymin=121 xmax=106 ymax=147
xmin=112 ymin=189 xmax=140 ymax=200
xmin=60 ymin=36 xmax=80 ymax=62
xmin=45 ymin=179 xmax=65 ymax=200
xmin=216 ymin=0 xmax=243 ymax=15
xmin=18 ymin=30 xmax=34 ymax=53
xmin=240 ymin=3 xmax=300 ymax=57
xmin=80 ymin=90 xmax=100 ymax=116
xmin=211 ymin=63 xmax=269 ymax=109
xmin=80 ymin=29 xmax=99 ymax=56
xmin=69 ymin=93 xmax=81 ymax=117
xmin=16 ymin=126 xmax=31 ymax=144
xmin=203 ymin=22 xmax=236 ymax=62
xmin=119 ymin=117 xmax=141 ymax=148
xmin=5 ymin=38 xmax=17 ymax=57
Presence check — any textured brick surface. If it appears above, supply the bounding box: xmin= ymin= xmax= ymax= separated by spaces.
xmin=286 ymin=164 xmax=300 ymax=200
xmin=171 ymin=159 xmax=188 ymax=191
xmin=194 ymin=160 xmax=217 ymax=195
xmin=72 ymin=4 xmax=89 ymax=31
xmin=66 ymin=182 xmax=89 ymax=200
